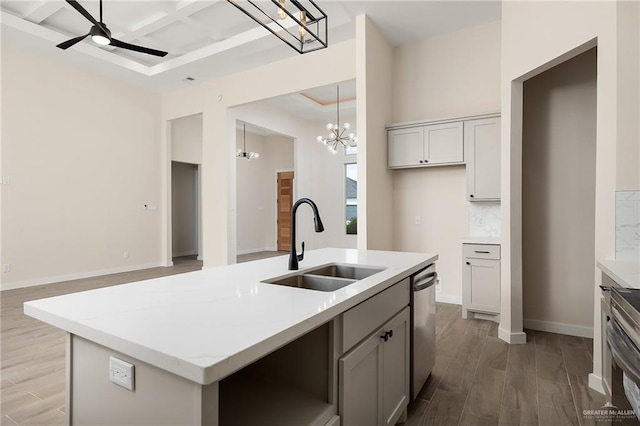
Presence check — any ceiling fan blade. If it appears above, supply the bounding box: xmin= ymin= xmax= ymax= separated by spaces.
xmin=56 ymin=33 xmax=90 ymax=50
xmin=110 ymin=38 xmax=168 ymax=57
xmin=65 ymin=0 xmax=100 ymax=26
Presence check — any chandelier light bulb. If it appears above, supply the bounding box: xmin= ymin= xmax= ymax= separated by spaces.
xmin=253 ymin=152 xmax=259 ymax=159
xmin=315 ymin=85 xmax=358 ymax=155
xmin=237 ymin=148 xmax=243 ymax=155
xmin=277 ymin=0 xmax=286 ymax=19
xmin=299 ymin=11 xmax=307 ymax=37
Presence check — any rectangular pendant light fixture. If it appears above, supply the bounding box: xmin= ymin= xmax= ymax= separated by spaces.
xmin=227 ymin=0 xmax=328 ymax=54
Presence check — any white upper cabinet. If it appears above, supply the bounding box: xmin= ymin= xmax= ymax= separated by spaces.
xmin=465 ymin=117 xmax=501 ymax=201
xmin=424 ymin=121 xmax=464 ymax=164
xmin=387 ymin=127 xmax=424 ymax=168
xmin=388 ymin=121 xmax=463 ymax=168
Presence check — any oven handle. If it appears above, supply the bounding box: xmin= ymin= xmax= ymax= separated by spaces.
xmin=606 ymin=319 xmax=640 ymax=385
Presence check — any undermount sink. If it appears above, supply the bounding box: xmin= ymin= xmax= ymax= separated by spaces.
xmin=304 ymin=264 xmax=386 ymax=280
xmin=262 ymin=274 xmax=356 ymax=292
xmin=262 ymin=263 xmax=386 ymax=292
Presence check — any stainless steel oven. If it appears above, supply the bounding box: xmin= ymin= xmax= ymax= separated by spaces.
xmin=606 ymin=287 xmax=640 ymax=424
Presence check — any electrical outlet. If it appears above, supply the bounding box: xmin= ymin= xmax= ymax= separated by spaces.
xmin=436 ymin=279 xmax=442 ymax=293
xmin=477 ymin=215 xmax=486 ymax=227
xmin=109 ymin=357 xmax=135 ymax=391
xmin=123 ymin=251 xmax=130 ymax=259
xmin=414 ymin=215 xmax=421 ymax=225
xmin=2 ymin=176 xmax=11 ymax=185
xmin=2 ymin=264 xmax=11 ymax=273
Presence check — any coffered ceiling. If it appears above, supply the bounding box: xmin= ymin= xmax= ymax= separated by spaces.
xmin=1 ymin=1 xmax=500 ymax=94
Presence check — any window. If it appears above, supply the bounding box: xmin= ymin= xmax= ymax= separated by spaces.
xmin=345 ymin=163 xmax=357 ymax=235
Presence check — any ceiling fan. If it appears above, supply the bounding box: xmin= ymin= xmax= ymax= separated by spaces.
xmin=56 ymin=0 xmax=168 ymax=57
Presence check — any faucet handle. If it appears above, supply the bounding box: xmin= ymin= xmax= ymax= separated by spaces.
xmin=297 ymin=241 xmax=305 ymax=262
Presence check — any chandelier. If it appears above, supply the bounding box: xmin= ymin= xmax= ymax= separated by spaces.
xmin=236 ymin=123 xmax=260 ymax=160
xmin=316 ymin=85 xmax=358 ymax=155
xmin=226 ymin=0 xmax=327 ymax=54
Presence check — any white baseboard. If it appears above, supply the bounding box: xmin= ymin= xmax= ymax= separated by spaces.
xmin=588 ymin=373 xmax=606 ymax=396
xmin=435 ymin=294 xmax=462 ymax=305
xmin=236 ymin=247 xmax=276 ymax=256
xmin=498 ymin=327 xmax=528 ymax=344
xmin=1 ymin=262 xmax=165 ymax=291
xmin=523 ymin=318 xmax=594 ymax=338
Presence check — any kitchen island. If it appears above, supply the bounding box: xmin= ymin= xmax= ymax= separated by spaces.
xmin=24 ymin=248 xmax=437 ymax=425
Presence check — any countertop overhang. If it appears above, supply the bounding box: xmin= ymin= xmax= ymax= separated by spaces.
xmin=597 ymin=259 xmax=640 ymax=289
xmin=24 ymin=248 xmax=437 ymax=385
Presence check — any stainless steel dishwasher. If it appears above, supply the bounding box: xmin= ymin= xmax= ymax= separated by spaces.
xmin=410 ymin=263 xmax=437 ymax=400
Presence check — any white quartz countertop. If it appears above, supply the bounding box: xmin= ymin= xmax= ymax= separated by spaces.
xmin=462 ymin=237 xmax=501 ymax=245
xmin=24 ymin=248 xmax=436 ymax=385
xmin=597 ymin=259 xmax=640 ymax=289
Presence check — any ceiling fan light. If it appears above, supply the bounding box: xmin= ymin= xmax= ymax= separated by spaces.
xmin=91 ymin=34 xmax=110 ymax=45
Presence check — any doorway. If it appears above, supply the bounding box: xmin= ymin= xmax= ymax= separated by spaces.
xmin=277 ymin=171 xmax=294 ymax=251
xmin=521 ymin=48 xmax=597 ymax=337
xmin=171 ymin=161 xmax=200 ymax=260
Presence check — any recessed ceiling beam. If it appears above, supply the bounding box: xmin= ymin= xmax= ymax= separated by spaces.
xmin=24 ymin=1 xmax=64 ymax=24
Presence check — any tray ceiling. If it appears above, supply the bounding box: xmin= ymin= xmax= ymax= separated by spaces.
xmin=1 ymin=1 xmax=500 ymax=93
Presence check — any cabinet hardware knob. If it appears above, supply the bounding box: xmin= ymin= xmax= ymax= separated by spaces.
xmin=424 ymin=159 xmax=429 ymax=163
xmin=466 ymin=261 xmax=470 ymax=265
xmin=419 ymin=160 xmax=424 ymax=163
xmin=380 ymin=330 xmax=393 ymax=342
xmin=470 ymin=194 xmax=475 ymax=198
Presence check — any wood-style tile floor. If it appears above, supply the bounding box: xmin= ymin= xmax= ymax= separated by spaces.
xmin=2 ymin=259 xmax=604 ymax=425
xmin=406 ymin=303 xmax=605 ymax=426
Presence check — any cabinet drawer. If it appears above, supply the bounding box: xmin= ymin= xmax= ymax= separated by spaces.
xmin=342 ymin=278 xmax=410 ymax=354
xmin=463 ymin=244 xmax=500 ymax=260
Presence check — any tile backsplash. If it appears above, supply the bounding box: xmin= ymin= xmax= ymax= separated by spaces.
xmin=616 ymin=190 xmax=640 ymax=261
xmin=468 ymin=202 xmax=501 ymax=238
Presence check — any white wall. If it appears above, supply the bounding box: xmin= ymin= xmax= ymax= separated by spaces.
xmin=235 ymin=129 xmax=294 ymax=254
xmin=499 ymin=0 xmax=636 ymax=392
xmin=356 ymin=16 xmax=394 ymax=250
xmin=1 ymin=45 xmax=162 ymax=290
xmin=310 ymin=117 xmax=358 ymax=250
xmin=390 ymin=21 xmax=501 ymax=303
xmin=171 ymin=114 xmax=203 ymax=165
xmin=616 ymin=0 xmax=640 ymax=190
xmin=162 ymin=39 xmax=356 ymax=266
xmin=171 ymin=162 xmax=198 ymax=257
xmin=392 ymin=21 xmax=501 ymax=123
xmin=522 ymin=48 xmax=597 ymax=337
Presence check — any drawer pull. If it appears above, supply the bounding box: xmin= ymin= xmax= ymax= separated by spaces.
xmin=474 ymin=250 xmax=490 ymax=254
xmin=380 ymin=330 xmax=394 ymax=342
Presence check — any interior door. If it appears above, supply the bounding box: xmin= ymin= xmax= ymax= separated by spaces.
xmin=277 ymin=171 xmax=294 ymax=251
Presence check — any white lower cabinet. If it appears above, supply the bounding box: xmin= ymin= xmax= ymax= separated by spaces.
xmin=462 ymin=243 xmax=501 ymax=320
xmin=339 ymin=307 xmax=410 ymax=426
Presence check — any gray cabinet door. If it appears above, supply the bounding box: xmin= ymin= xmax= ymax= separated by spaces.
xmin=382 ymin=307 xmax=410 ymax=426
xmin=388 ymin=127 xmax=423 ymax=168
xmin=465 ymin=117 xmax=501 ymax=200
xmin=339 ymin=308 xmax=410 ymax=426
xmin=424 ymin=121 xmax=464 ymax=164
xmin=339 ymin=330 xmax=384 ymax=426
xmin=463 ymin=258 xmax=501 ymax=314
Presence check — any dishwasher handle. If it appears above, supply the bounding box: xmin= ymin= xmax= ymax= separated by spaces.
xmin=414 ymin=271 xmax=438 ymax=292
